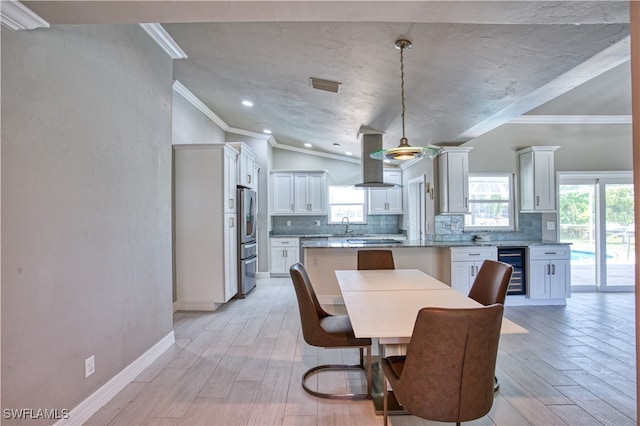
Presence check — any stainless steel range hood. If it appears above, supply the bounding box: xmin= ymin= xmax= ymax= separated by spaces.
xmin=353 ymin=130 xmax=397 ymax=188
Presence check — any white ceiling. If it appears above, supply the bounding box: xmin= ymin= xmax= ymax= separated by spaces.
xmin=25 ymin=1 xmax=632 ymax=159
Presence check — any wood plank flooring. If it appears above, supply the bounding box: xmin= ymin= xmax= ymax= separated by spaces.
xmin=86 ymin=278 xmax=637 ymax=425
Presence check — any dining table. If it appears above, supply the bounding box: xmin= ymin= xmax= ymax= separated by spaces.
xmin=334 ymin=268 xmax=528 ymax=414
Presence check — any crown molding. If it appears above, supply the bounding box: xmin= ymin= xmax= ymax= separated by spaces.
xmin=226 ymin=127 xmax=271 ymax=140
xmin=1 ymin=0 xmax=49 ymax=30
xmin=172 ymin=80 xmax=228 ymax=129
xmin=139 ymin=23 xmax=187 ymax=59
xmin=273 ymin=143 xmax=360 ymax=164
xmin=509 ymin=115 xmax=632 ymax=125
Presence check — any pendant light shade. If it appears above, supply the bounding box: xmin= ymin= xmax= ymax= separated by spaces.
xmin=371 ymin=37 xmax=441 ymax=161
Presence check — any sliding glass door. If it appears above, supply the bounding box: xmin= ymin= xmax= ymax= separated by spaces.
xmin=558 ymin=173 xmax=634 ymax=292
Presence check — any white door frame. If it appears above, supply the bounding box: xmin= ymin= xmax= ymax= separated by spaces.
xmin=408 ymin=175 xmax=426 ymax=241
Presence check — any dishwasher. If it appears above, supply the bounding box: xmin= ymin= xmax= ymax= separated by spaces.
xmin=299 ymin=237 xmax=328 ymax=264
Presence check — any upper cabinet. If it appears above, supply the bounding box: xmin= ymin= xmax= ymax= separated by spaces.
xmin=517 ymin=146 xmax=559 ymax=213
xmin=224 ymin=145 xmax=238 ymax=213
xmin=437 ymin=147 xmax=473 ymax=215
xmin=228 ymin=142 xmax=257 ymax=189
xmin=271 ymin=171 xmax=327 ymax=215
xmin=369 ymin=169 xmax=403 ymax=215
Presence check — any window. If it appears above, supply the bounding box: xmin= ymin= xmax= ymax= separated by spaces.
xmin=328 ymin=185 xmax=366 ymax=224
xmin=464 ymin=174 xmax=514 ymax=230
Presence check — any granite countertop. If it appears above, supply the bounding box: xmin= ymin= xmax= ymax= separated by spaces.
xmin=301 ymin=239 xmax=570 ymax=249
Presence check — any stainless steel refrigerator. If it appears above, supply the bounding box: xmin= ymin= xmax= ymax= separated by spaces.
xmin=237 ymin=187 xmax=257 ymax=297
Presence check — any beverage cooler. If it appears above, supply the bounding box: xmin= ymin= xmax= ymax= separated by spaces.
xmin=497 ymin=247 xmax=526 ymax=295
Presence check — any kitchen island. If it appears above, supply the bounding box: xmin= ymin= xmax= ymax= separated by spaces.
xmin=301 ymin=238 xmax=571 ymax=305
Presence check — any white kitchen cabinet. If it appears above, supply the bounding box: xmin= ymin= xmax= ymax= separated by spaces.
xmin=174 ymin=144 xmax=239 ymax=310
xmin=270 ymin=237 xmax=299 ymax=275
xmin=449 ymin=246 xmax=497 ymax=294
xmin=271 ymin=171 xmax=326 ymax=215
xmin=224 ymin=146 xmax=238 ymax=213
xmin=527 ymin=245 xmax=571 ymax=299
xmin=228 ymin=142 xmax=257 ymax=189
xmin=368 ymin=169 xmax=403 ymax=214
xmin=517 ymin=146 xmax=559 ymax=212
xmin=437 ymin=147 xmax=473 ymax=214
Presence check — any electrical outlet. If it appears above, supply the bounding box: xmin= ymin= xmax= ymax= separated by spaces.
xmin=546 ymin=221 xmax=556 ymax=231
xmin=314 ymin=220 xmax=321 ymax=226
xmin=85 ymin=355 xmax=95 ymax=378
xmin=286 ymin=220 xmax=291 ymax=227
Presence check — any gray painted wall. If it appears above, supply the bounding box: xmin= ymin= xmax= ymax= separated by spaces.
xmin=1 ymin=25 xmax=174 ymax=417
xmin=172 ymin=90 xmax=226 ymax=144
xmin=272 ymin=148 xmax=361 ymax=185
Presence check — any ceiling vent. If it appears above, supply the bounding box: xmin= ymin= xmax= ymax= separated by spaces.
xmin=309 ymin=77 xmax=341 ymax=93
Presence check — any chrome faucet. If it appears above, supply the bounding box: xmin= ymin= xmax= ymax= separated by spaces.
xmin=341 ymin=216 xmax=353 ymax=234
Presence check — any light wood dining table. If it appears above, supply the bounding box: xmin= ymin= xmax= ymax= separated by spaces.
xmin=334 ymin=268 xmax=528 ymax=414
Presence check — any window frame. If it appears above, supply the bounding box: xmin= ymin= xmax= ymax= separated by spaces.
xmin=327 ymin=185 xmax=368 ymax=224
xmin=464 ymin=173 xmax=515 ymax=231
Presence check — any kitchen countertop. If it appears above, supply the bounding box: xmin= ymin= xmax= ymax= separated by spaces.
xmin=301 ymin=239 xmax=570 ymax=249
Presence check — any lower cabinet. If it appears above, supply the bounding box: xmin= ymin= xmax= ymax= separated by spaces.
xmin=528 ymin=246 xmax=571 ymax=299
xmin=270 ymin=238 xmax=299 ymax=275
xmin=449 ymin=247 xmax=497 ymax=294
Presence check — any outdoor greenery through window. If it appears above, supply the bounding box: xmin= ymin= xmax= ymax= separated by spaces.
xmin=328 ymin=185 xmax=366 ymax=224
xmin=464 ymin=174 xmax=514 ymax=230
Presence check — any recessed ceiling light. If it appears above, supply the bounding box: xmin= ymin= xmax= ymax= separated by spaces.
xmin=242 ymin=100 xmax=253 ymax=107
xmin=345 ymin=151 xmax=353 ymax=156
xmin=263 ymin=129 xmax=272 ymax=134
xmin=304 ymin=143 xmax=312 ymax=148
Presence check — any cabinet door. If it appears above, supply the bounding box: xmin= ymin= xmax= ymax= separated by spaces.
xmin=533 ymin=150 xmax=555 ymax=211
xmin=270 ymin=247 xmax=287 ymax=274
xmin=294 ymin=173 xmax=310 ymax=213
xmin=368 ymin=189 xmax=388 ymax=214
xmin=528 ymin=260 xmax=549 ymax=299
xmin=519 ymin=151 xmax=535 ymax=212
xmin=549 ymin=259 xmax=570 ymax=298
xmin=224 ymin=149 xmax=237 ymax=213
xmin=306 ymin=173 xmax=326 ymax=214
xmin=385 ymin=171 xmax=403 ymax=213
xmin=224 ymin=214 xmax=238 ymax=301
xmin=451 ymin=261 xmax=475 ymax=294
xmin=272 ymin=173 xmax=295 ymax=214
xmin=286 ymin=247 xmax=300 ymax=269
xmin=447 ymin=152 xmax=469 ymax=213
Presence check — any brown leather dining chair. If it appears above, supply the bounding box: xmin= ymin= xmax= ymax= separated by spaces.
xmin=357 ymin=249 xmax=395 ymax=270
xmin=467 ymin=259 xmax=512 ymax=392
xmin=381 ymin=304 xmax=504 ymax=426
xmin=289 ymin=262 xmax=372 ymax=400
xmin=468 ymin=259 xmax=513 ymax=306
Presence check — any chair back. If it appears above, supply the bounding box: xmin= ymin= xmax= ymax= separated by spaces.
xmin=289 ymin=263 xmax=331 ymax=345
xmin=396 ymin=304 xmax=504 ymax=423
xmin=357 ymin=250 xmax=395 ymax=270
xmin=468 ymin=260 xmax=513 ymax=306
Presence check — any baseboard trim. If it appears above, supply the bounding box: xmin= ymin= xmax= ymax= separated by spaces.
xmin=256 ymin=272 xmax=270 ymax=279
xmin=55 ymin=331 xmax=176 ymax=426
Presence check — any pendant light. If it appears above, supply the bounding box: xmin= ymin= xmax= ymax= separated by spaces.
xmin=371 ymin=37 xmax=441 ymax=161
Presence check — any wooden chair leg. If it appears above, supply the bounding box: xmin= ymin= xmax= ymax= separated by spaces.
xmin=383 ymin=376 xmax=389 ymax=426
xmin=366 ymin=347 xmax=372 ymax=398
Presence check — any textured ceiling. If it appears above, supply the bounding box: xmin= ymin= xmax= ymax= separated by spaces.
xmin=25 ymin=1 xmax=632 ymax=158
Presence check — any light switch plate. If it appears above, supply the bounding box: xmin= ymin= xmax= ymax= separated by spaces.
xmin=546 ymin=221 xmax=556 ymax=231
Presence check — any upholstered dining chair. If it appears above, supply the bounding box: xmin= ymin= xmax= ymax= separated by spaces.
xmin=357 ymin=250 xmax=395 ymax=270
xmin=468 ymin=259 xmax=513 ymax=306
xmin=289 ymin=262 xmax=372 ymax=400
xmin=467 ymin=259 xmax=512 ymax=392
xmin=381 ymin=304 xmax=504 ymax=426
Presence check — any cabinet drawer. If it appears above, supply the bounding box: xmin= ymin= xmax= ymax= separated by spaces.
xmin=271 ymin=238 xmax=299 ymax=247
xmin=450 ymin=247 xmax=496 ymax=261
xmin=528 ymin=245 xmax=570 ymax=260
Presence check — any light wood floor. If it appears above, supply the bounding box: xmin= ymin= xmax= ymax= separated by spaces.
xmin=86 ymin=278 xmax=637 ymax=425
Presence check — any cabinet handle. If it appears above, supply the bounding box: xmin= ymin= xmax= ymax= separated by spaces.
xmin=229 ymin=217 xmax=234 ymax=228
xmin=470 ymin=265 xmax=475 ymax=277
xmin=247 ymin=174 xmax=252 ymax=183
xmin=464 ymin=197 xmax=468 ymax=208
xmin=229 ymin=199 xmax=234 ymax=210
xmin=545 ymin=252 xmax=557 ymax=255
xmin=476 ymin=265 xmax=479 ymax=274
xmin=291 ymin=203 xmax=294 ymax=211
xmin=536 ymin=195 xmax=540 ymax=206
xmin=468 ymin=253 xmax=481 ymax=256
xmin=546 ymin=264 xmax=550 ymax=275
xmin=284 ymin=249 xmax=287 ymax=257
xmin=551 ymin=264 xmax=556 ymax=275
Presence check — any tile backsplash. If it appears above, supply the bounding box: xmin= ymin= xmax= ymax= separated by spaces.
xmin=433 ymin=213 xmax=542 ymax=242
xmin=271 ymin=215 xmax=401 ymax=236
